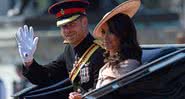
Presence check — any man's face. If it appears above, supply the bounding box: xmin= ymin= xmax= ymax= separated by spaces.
xmin=59 ymin=16 xmax=88 ymax=46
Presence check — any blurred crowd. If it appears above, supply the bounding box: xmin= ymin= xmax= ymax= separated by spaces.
xmin=7 ymin=0 xmax=60 ymax=17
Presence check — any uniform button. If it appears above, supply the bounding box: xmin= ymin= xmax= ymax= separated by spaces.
xmin=77 ymin=88 xmax=81 ymax=93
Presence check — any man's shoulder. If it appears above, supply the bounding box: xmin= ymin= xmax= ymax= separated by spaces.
xmin=89 ymin=46 xmax=105 ymax=63
xmin=93 ymin=40 xmax=104 ymax=49
xmin=96 ymin=47 xmax=105 ymax=54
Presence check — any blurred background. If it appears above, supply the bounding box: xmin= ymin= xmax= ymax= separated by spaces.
xmin=0 ymin=0 xmax=185 ymax=99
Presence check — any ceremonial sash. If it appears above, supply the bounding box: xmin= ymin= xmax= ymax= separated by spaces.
xmin=69 ymin=43 xmax=100 ymax=82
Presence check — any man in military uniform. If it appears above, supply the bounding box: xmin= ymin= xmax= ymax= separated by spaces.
xmin=15 ymin=0 xmax=105 ymax=98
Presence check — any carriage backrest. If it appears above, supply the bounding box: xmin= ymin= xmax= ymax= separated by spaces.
xmin=142 ymin=47 xmax=177 ymax=64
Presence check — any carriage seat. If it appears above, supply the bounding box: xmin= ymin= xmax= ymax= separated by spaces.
xmin=141 ymin=47 xmax=177 ymax=64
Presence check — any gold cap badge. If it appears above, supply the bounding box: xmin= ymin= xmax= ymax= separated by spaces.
xmin=61 ymin=9 xmax=65 ymax=15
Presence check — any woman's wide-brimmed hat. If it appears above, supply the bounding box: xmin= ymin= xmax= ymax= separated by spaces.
xmin=93 ymin=0 xmax=141 ymax=38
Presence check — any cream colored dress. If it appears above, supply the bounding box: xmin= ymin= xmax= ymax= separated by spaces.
xmin=96 ymin=59 xmax=139 ymax=89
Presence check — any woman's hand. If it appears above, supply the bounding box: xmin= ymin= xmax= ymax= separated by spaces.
xmin=69 ymin=92 xmax=82 ymax=99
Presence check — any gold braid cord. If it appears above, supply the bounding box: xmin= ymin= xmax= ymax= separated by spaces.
xmin=69 ymin=43 xmax=100 ymax=82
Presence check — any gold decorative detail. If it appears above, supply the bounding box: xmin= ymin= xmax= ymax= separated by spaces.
xmin=61 ymin=9 xmax=65 ymax=15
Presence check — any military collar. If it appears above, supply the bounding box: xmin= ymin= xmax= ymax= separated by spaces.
xmin=74 ymin=33 xmax=94 ymax=57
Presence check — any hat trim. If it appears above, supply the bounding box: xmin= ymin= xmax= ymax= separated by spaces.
xmin=57 ymin=14 xmax=81 ymax=26
xmin=56 ymin=8 xmax=85 ymax=18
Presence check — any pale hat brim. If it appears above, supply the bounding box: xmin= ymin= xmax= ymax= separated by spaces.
xmin=93 ymin=0 xmax=141 ymax=38
xmin=56 ymin=14 xmax=81 ymax=27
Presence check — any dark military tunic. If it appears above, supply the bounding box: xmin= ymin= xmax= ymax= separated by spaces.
xmin=22 ymin=33 xmax=105 ymax=93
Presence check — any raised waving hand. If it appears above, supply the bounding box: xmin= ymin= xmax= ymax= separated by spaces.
xmin=16 ymin=25 xmax=39 ymax=63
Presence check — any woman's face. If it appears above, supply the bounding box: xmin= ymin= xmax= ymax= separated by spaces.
xmin=100 ymin=23 xmax=120 ymax=53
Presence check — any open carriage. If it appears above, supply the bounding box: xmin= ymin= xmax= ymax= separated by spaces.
xmin=13 ymin=44 xmax=185 ymax=99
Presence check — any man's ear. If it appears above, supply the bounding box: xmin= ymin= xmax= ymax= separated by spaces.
xmin=81 ymin=16 xmax=88 ymax=27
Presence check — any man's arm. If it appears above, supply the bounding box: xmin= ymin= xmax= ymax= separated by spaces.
xmin=16 ymin=25 xmax=68 ymax=85
xmin=22 ymin=56 xmax=68 ymax=85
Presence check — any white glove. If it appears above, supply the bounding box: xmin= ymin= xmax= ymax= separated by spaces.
xmin=16 ymin=25 xmax=39 ymax=63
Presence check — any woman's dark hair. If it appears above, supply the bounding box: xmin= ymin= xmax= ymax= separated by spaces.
xmin=107 ymin=13 xmax=142 ymax=63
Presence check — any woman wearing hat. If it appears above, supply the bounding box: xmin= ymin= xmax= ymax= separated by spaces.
xmin=69 ymin=0 xmax=142 ymax=98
